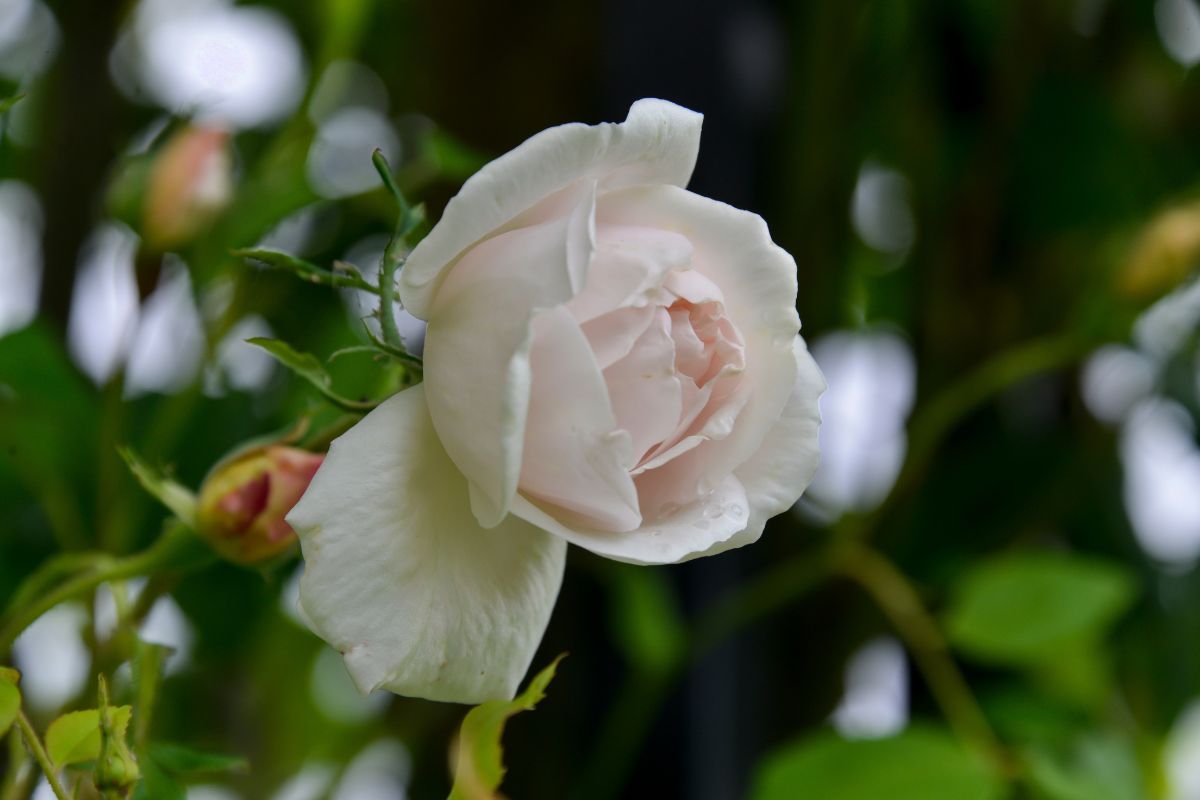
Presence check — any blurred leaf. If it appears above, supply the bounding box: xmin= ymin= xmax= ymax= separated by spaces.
xmin=119 ymin=447 xmax=197 ymax=528
xmin=1023 ymin=732 xmax=1147 ymax=800
xmin=944 ymin=552 xmax=1135 ymax=666
xmin=0 ymin=93 xmax=23 ymax=114
xmin=132 ymin=757 xmax=185 ymax=800
xmin=0 ymin=674 xmax=19 ymax=737
xmin=246 ymin=337 xmax=376 ymax=413
xmin=147 ymin=742 xmax=247 ymax=776
xmin=749 ymin=726 xmax=1004 ymax=800
xmin=607 ymin=567 xmax=685 ymax=674
xmin=980 ymin=685 xmax=1085 ymax=746
xmin=46 ymin=706 xmax=133 ymax=768
xmin=427 ymin=130 xmax=489 ymax=180
xmin=448 ymin=655 xmax=565 ymax=800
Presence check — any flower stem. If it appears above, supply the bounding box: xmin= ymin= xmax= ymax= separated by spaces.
xmin=0 ymin=524 xmax=211 ymax=655
xmin=836 ymin=541 xmax=1007 ymax=771
xmin=15 ymin=711 xmax=69 ymax=800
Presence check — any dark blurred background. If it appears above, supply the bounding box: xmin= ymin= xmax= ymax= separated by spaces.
xmin=5 ymin=0 xmax=1200 ymax=798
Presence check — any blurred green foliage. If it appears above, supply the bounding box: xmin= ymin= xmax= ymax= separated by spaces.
xmin=1 ymin=0 xmax=1200 ymax=798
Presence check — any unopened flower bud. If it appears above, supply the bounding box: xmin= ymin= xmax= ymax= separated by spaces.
xmin=143 ymin=125 xmax=233 ymax=250
xmin=197 ymin=446 xmax=323 ymax=565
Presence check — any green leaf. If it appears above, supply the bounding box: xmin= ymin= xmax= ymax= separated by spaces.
xmin=0 ymin=93 xmax=23 ymax=114
xmin=119 ymin=447 xmax=197 ymax=528
xmin=749 ymin=726 xmax=1004 ymax=800
xmin=0 ymin=677 xmax=19 ymax=737
xmin=1023 ymin=732 xmax=1147 ymax=800
xmin=234 ymin=248 xmax=377 ymax=293
xmin=448 ymin=655 xmax=565 ymax=800
xmin=246 ymin=337 xmax=377 ymax=413
xmin=944 ymin=552 xmax=1135 ymax=666
xmin=426 ymin=129 xmax=489 ymax=180
xmin=148 ymin=743 xmax=247 ymax=776
xmin=46 ymin=706 xmax=133 ymax=768
xmin=607 ymin=567 xmax=685 ymax=674
xmin=133 ymin=757 xmax=185 ymax=800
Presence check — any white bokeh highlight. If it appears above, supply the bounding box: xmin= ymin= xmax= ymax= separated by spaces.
xmin=1121 ymin=399 xmax=1200 ymax=567
xmin=12 ymin=603 xmax=90 ymax=712
xmin=832 ymin=636 xmax=909 ymax=740
xmin=1157 ymin=0 xmax=1200 ymax=67
xmin=0 ymin=180 xmax=43 ymax=336
xmin=808 ymin=330 xmax=916 ymax=515
xmin=67 ymin=224 xmax=140 ymax=384
xmin=125 ymin=257 xmax=206 ymax=396
xmin=851 ymin=161 xmax=916 ymax=260
xmin=333 ymin=740 xmax=410 ymax=800
xmin=112 ymin=0 xmax=305 ymax=129
xmin=1080 ymin=345 xmax=1157 ymax=426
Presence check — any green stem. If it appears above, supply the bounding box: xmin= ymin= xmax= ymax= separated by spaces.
xmin=1 ymin=729 xmax=31 ymax=800
xmin=689 ymin=542 xmax=839 ymax=659
xmin=574 ymin=670 xmax=673 ymax=800
xmin=0 ymin=525 xmax=209 ymax=655
xmin=372 ymin=149 xmax=417 ymax=351
xmin=836 ymin=541 xmax=1007 ymax=772
xmin=15 ymin=711 xmax=69 ymax=800
xmin=843 ymin=334 xmax=1088 ymax=542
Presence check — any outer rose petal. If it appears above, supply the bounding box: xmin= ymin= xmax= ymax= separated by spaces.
xmin=424 ymin=185 xmax=595 ymax=528
xmin=692 ymin=337 xmax=825 ymax=560
xmin=288 ymin=385 xmax=567 ymax=704
xmin=510 ymin=474 xmax=750 ymax=566
xmin=399 ymin=99 xmax=703 ymax=318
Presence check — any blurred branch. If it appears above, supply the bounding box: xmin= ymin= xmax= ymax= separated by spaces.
xmin=841 ymin=332 xmax=1091 ymax=543
xmin=836 ymin=541 xmax=1008 ymax=773
xmin=0 ymin=524 xmax=211 ymax=655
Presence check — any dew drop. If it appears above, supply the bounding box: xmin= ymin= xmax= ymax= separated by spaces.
xmin=728 ymin=504 xmax=744 ymax=517
xmin=656 ymin=501 xmax=682 ymax=519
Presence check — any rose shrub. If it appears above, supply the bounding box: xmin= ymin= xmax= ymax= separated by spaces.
xmin=287 ymin=99 xmax=825 ymax=703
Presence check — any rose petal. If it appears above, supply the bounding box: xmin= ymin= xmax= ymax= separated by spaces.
xmin=580 ymin=305 xmax=656 ymax=369
xmin=694 ymin=336 xmax=825 ymax=558
xmin=399 ymin=99 xmax=703 ymax=317
xmin=519 ymin=306 xmax=641 ymax=532
xmin=602 ymin=307 xmax=683 ymax=462
xmin=510 ymin=474 xmax=750 ymax=566
xmin=596 ymin=185 xmax=801 ymax=498
xmin=289 ymin=385 xmax=567 ymax=704
xmin=567 ymin=225 xmax=693 ymax=323
xmin=423 ymin=185 xmax=595 ymax=528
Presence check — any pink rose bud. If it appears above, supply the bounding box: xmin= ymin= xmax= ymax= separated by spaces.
xmin=142 ymin=125 xmax=233 ymax=250
xmin=197 ymin=446 xmax=324 ymax=565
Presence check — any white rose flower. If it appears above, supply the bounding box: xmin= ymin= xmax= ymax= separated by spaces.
xmin=288 ymin=99 xmax=825 ymax=704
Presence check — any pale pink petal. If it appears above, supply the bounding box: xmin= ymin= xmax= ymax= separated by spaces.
xmin=567 ymin=225 xmax=693 ymax=322
xmin=695 ymin=337 xmax=825 ymax=558
xmin=423 ymin=185 xmax=596 ymax=528
xmin=596 ymin=185 xmax=801 ymax=497
xmin=399 ymin=100 xmax=702 ymax=317
xmin=602 ymin=307 xmax=682 ymax=462
xmin=510 ymin=474 xmax=750 ymax=566
xmin=519 ymin=306 xmax=641 ymax=532
xmin=580 ymin=306 xmax=656 ymax=369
